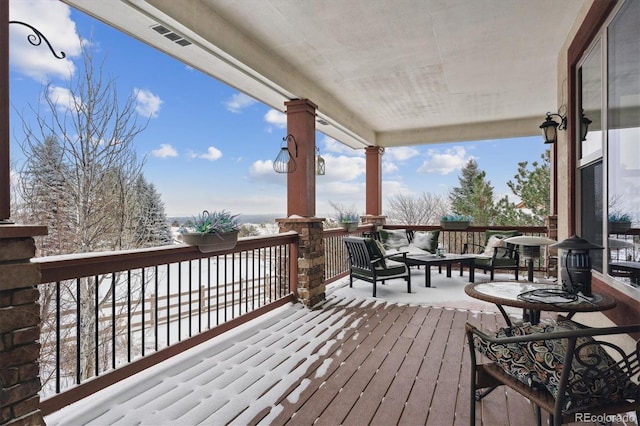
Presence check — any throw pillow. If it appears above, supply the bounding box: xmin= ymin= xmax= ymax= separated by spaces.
xmin=412 ymin=231 xmax=440 ymax=253
xmin=379 ymin=229 xmax=409 ymax=251
xmin=481 ymin=235 xmax=504 ymax=257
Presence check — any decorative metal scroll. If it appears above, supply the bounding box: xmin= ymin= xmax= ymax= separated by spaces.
xmin=9 ymin=20 xmax=66 ymax=59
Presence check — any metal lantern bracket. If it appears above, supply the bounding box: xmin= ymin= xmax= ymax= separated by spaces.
xmin=9 ymin=21 xmax=66 ymax=59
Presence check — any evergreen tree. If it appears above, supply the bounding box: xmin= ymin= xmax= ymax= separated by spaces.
xmin=449 ymin=160 xmax=498 ymax=225
xmin=449 ymin=159 xmax=481 ymax=217
xmin=506 ymin=150 xmax=550 ymax=224
xmin=133 ymin=176 xmax=172 ymax=247
xmin=19 ymin=135 xmax=75 ymax=255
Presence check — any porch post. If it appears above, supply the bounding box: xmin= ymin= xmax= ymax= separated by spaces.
xmin=279 ymin=99 xmax=325 ymax=307
xmin=285 ymin=99 xmax=317 ymax=217
xmin=1 ymin=1 xmax=10 ymax=222
xmin=0 ymin=225 xmax=47 ymax=425
xmin=362 ymin=146 xmax=386 ymax=227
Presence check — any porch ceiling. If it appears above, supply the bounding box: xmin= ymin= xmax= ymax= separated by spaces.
xmin=62 ymin=0 xmax=587 ymax=149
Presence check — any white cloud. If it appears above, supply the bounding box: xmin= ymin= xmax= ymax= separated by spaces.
xmin=134 ymin=88 xmax=162 ymax=118
xmin=249 ymin=160 xmax=286 ymax=185
xmin=225 ymin=93 xmax=257 ymax=113
xmin=385 ymin=146 xmax=419 ymax=161
xmin=322 ymin=136 xmax=362 ymax=156
xmin=9 ymin=0 xmax=82 ymax=81
xmin=264 ymin=109 xmax=286 ymax=128
xmin=152 ymin=144 xmax=178 ymax=158
xmin=417 ymin=146 xmax=473 ymax=175
xmin=320 ymin=154 xmax=365 ymax=182
xmin=199 ymin=146 xmax=223 ymax=161
xmin=382 ymin=161 xmax=399 ymax=174
xmin=47 ymin=85 xmax=81 ymax=112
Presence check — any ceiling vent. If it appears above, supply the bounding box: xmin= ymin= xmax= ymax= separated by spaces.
xmin=317 ymin=118 xmax=329 ymax=126
xmin=151 ymin=24 xmax=192 ymax=47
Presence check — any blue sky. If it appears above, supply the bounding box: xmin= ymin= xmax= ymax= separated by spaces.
xmin=9 ymin=0 xmax=548 ymax=218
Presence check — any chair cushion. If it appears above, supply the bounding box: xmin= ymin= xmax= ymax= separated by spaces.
xmin=364 ymin=238 xmax=387 ymax=268
xmin=379 ymin=229 xmax=409 ymax=251
xmin=354 ymin=259 xmax=407 ymax=278
xmin=475 ymin=320 xmax=639 ymax=412
xmin=520 ymin=321 xmax=639 ymax=412
xmin=411 ymin=230 xmax=440 ymax=253
xmin=473 ymin=323 xmax=540 ymax=387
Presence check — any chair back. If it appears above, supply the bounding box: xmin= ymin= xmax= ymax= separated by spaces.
xmin=484 ymin=230 xmax=521 ymax=258
xmin=343 ymin=237 xmax=375 ymax=271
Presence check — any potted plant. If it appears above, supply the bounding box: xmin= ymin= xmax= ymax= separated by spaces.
xmin=180 ymin=210 xmax=241 ymax=253
xmin=337 ymin=211 xmax=360 ymax=232
xmin=440 ymin=214 xmax=473 ymax=230
xmin=608 ymin=212 xmax=632 ymax=234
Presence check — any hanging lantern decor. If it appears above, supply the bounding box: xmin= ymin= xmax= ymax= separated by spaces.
xmin=316 ymin=147 xmax=325 ymax=176
xmin=273 ymin=134 xmax=298 ymax=174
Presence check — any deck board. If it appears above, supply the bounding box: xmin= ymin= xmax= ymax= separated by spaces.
xmin=266 ymin=299 xmax=546 ymax=426
xmin=46 ymin=280 xmax=563 ymax=426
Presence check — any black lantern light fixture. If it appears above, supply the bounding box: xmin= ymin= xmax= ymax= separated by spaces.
xmin=579 ymin=109 xmax=592 ymax=142
xmin=540 ymin=106 xmax=592 ymax=144
xmin=540 ymin=109 xmax=567 ymax=144
xmin=315 ymin=147 xmax=325 ymax=176
xmin=273 ymin=134 xmax=298 ymax=174
xmin=549 ymin=235 xmax=603 ymax=296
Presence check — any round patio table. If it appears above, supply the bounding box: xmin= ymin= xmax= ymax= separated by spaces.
xmin=464 ymin=281 xmax=616 ymax=326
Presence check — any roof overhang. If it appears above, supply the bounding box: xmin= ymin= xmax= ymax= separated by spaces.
xmin=62 ymin=0 xmax=588 ymax=149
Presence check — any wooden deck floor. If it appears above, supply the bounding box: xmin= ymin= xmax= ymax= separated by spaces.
xmin=247 ymin=298 xmax=548 ymax=426
xmin=47 ymin=277 xmax=605 ymax=426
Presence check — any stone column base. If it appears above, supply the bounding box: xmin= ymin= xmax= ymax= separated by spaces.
xmin=276 ymin=217 xmax=325 ymax=308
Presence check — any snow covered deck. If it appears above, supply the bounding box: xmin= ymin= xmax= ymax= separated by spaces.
xmin=44 ymin=272 xmax=551 ymax=425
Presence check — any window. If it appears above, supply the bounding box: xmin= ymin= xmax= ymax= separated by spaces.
xmin=578 ymin=0 xmax=639 ymax=288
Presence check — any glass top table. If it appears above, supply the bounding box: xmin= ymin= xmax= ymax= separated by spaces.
xmin=465 ymin=281 xmax=617 ymax=325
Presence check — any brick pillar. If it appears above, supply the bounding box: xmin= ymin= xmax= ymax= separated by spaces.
xmin=361 ymin=215 xmax=386 ymax=230
xmin=546 ymin=215 xmax=558 ymax=277
xmin=0 ymin=225 xmax=47 ymax=425
xmin=365 ymin=147 xmax=384 ymax=216
xmin=285 ymin=99 xmax=317 ymax=217
xmin=276 ymin=217 xmax=325 ymax=308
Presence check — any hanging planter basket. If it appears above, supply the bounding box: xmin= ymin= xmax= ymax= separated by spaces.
xmin=182 ymin=230 xmax=239 ymax=253
xmin=339 ymin=222 xmax=359 ymax=232
xmin=440 ymin=220 xmax=470 ymax=230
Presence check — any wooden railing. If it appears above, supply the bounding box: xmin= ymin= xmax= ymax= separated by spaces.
xmin=34 ymin=232 xmax=298 ymax=413
xmin=323 ymin=224 xmax=552 ymax=284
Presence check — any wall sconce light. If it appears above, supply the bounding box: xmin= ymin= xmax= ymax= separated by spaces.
xmin=540 ymin=110 xmax=567 ymax=144
xmin=549 ymin=235 xmax=603 ymax=296
xmin=316 ymin=147 xmax=325 ymax=176
xmin=579 ymin=109 xmax=592 ymax=142
xmin=273 ymin=134 xmax=298 ymax=174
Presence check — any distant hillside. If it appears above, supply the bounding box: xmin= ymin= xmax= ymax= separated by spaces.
xmin=168 ymin=214 xmax=284 ymax=226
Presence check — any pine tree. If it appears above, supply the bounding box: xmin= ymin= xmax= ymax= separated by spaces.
xmin=506 ymin=150 xmax=550 ymax=224
xmin=449 ymin=159 xmax=499 ymax=225
xmin=133 ymin=176 xmax=172 ymax=247
xmin=449 ymin=159 xmax=481 ymax=217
